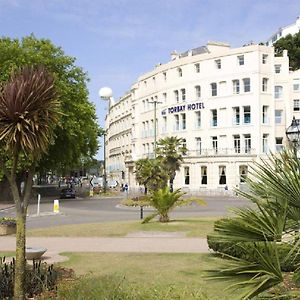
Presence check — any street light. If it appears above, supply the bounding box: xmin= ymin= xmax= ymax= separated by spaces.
xmin=99 ymin=87 xmax=114 ymax=193
xmin=286 ymin=116 xmax=300 ymax=150
xmin=148 ymin=98 xmax=162 ymax=158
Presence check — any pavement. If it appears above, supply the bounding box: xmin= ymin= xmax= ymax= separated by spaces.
xmin=0 ymin=235 xmax=210 ymax=263
xmin=0 ymin=203 xmax=14 ymax=211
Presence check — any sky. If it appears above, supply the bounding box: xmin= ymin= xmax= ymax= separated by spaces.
xmin=0 ymin=0 xmax=299 ymax=159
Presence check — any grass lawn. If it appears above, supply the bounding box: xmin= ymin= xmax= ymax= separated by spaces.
xmin=27 ymin=217 xmax=218 ymax=238
xmin=57 ymin=252 xmax=236 ymax=300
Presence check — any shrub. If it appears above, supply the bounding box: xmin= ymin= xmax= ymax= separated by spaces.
xmin=0 ymin=217 xmax=16 ymax=227
xmin=121 ymin=196 xmax=150 ymax=207
xmin=0 ymin=257 xmax=68 ymax=299
xmin=207 ymin=219 xmax=300 ymax=272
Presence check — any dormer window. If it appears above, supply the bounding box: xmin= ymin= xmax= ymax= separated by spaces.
xmin=177 ymin=68 xmax=182 ymax=77
xmin=215 ymin=59 xmax=221 ymax=69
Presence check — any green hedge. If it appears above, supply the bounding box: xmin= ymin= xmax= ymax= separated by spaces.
xmin=207 ymin=219 xmax=300 ymax=272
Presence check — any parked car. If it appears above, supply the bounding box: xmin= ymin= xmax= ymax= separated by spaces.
xmin=60 ymin=188 xmax=76 ymax=199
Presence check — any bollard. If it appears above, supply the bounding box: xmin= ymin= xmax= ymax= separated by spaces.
xmin=140 ymin=206 xmax=144 ymax=220
xmin=53 ymin=199 xmax=59 ymax=213
xmin=37 ymin=194 xmax=41 ymax=216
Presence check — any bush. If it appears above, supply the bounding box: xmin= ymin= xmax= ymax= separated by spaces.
xmin=0 ymin=257 xmax=68 ymax=299
xmin=121 ymin=196 xmax=150 ymax=207
xmin=207 ymin=219 xmax=300 ymax=272
xmin=0 ymin=217 xmax=16 ymax=227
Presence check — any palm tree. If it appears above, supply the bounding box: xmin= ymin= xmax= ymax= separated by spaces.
xmin=156 ymin=136 xmax=186 ymax=192
xmin=0 ymin=66 xmax=59 ymax=299
xmin=142 ymin=187 xmax=205 ymax=223
xmin=135 ymin=158 xmax=168 ymax=194
xmin=208 ymin=148 xmax=300 ymax=299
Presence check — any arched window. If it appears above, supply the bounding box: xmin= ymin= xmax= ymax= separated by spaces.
xmin=177 ymin=68 xmax=182 ymax=77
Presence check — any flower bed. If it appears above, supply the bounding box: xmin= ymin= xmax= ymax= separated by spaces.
xmin=0 ymin=218 xmax=16 ymax=236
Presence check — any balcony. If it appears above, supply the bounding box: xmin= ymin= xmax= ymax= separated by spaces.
xmin=187 ymin=148 xmax=255 ymax=157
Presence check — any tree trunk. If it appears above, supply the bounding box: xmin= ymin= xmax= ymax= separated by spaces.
xmin=169 ymin=178 xmax=174 ymax=193
xmin=14 ymin=213 xmax=26 ymax=300
xmin=159 ymin=213 xmax=169 ymax=223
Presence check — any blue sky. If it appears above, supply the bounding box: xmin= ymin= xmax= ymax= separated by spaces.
xmin=0 ymin=0 xmax=299 ymax=158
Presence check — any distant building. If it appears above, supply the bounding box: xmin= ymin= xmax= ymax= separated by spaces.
xmin=266 ymin=15 xmax=300 ymax=46
xmin=104 ymin=41 xmax=300 ymax=193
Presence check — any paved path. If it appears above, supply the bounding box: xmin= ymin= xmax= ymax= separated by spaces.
xmin=0 ymin=236 xmax=210 ymax=263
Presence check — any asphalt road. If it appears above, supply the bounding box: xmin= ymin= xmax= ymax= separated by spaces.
xmin=0 ymin=193 xmax=251 ymax=229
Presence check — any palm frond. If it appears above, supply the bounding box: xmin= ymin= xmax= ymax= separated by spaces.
xmin=207 ymin=242 xmax=283 ymax=299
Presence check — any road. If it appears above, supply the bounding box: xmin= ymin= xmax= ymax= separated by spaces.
xmin=0 ymin=193 xmax=251 ymax=229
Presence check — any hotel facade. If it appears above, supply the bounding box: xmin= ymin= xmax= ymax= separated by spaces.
xmin=104 ymin=42 xmax=300 ymax=192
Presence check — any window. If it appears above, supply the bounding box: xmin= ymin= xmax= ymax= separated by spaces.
xmin=219 ymin=166 xmax=226 ymax=185
xmin=142 ymin=100 xmax=145 ymax=110
xmin=144 ymin=80 xmax=147 ymax=86
xmin=233 ymin=80 xmax=240 ymax=94
xmin=215 ymin=59 xmax=221 ymax=69
xmin=195 ymin=137 xmax=201 ymax=155
xmin=162 ymin=116 xmax=167 ymax=133
xmin=262 ymin=134 xmax=269 ymax=153
xmin=181 ymin=113 xmax=186 ymax=130
xmin=293 ymin=79 xmax=300 ymax=91
xmin=275 ymin=110 xmax=282 ymax=124
xmin=163 ymin=72 xmax=167 ymax=81
xmin=211 ymin=109 xmax=217 ymax=127
xmin=174 ymin=90 xmax=179 ymax=102
xmin=243 ymin=106 xmax=251 ymax=124
xmin=201 ymin=166 xmax=207 ymax=185
xmin=195 ymin=111 xmax=201 ymax=128
xmin=294 ymin=99 xmax=300 ymax=111
xmin=184 ymin=167 xmax=190 ymax=185
xmin=239 ymin=165 xmax=248 ymax=183
xmin=177 ymin=68 xmax=182 ymax=77
xmin=243 ymin=78 xmax=251 ymax=92
xmin=244 ymin=134 xmax=251 ymax=153
xmin=262 ymin=78 xmax=268 ymax=92
xmin=262 ymin=106 xmax=268 ymax=124
xmin=237 ymin=55 xmax=244 ymax=65
xmin=212 ymin=136 xmax=218 ymax=153
xmin=275 ymin=137 xmax=283 ymax=152
xmin=174 ymin=115 xmax=179 ymax=131
xmin=211 ymin=82 xmax=217 ymax=96
xmin=262 ymin=54 xmax=268 ymax=64
xmin=182 ymin=139 xmax=187 ymax=155
xmin=163 ymin=92 xmax=167 ymax=103
xmin=275 ymin=64 xmax=281 ymax=74
xmin=275 ymin=86 xmax=283 ymax=99
xmin=234 ymin=135 xmax=240 ymax=153
xmin=195 ymin=63 xmax=200 ymax=73
xmin=195 ymin=85 xmax=201 ymax=99
xmin=152 ymin=77 xmax=156 ymax=84
xmin=181 ymin=88 xmax=186 ymax=101
xmin=233 ymin=107 xmax=240 ymax=125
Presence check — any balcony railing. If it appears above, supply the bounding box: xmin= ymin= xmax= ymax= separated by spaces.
xmin=186 ymin=148 xmax=256 ymax=156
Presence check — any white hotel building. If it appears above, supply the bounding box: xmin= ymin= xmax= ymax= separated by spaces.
xmin=104 ymin=41 xmax=300 ymax=192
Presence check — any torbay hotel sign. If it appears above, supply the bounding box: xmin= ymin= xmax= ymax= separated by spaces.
xmin=161 ymin=102 xmax=205 ymax=115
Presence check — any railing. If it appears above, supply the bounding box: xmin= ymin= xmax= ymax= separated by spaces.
xmin=186 ymin=148 xmax=256 ymax=156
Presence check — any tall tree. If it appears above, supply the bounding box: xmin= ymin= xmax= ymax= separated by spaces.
xmin=0 ymin=35 xmax=100 ymax=185
xmin=156 ymin=136 xmax=186 ymax=192
xmin=135 ymin=158 xmax=167 ymax=194
xmin=274 ymin=31 xmax=300 ymax=71
xmin=0 ymin=66 xmax=59 ymax=299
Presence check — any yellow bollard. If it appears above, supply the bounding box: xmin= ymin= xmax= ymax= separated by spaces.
xmin=53 ymin=199 xmax=59 ymax=213
xmin=89 ymin=189 xmax=94 ymax=197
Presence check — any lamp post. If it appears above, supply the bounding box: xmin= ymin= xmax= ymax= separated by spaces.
xmin=286 ymin=116 xmax=300 ymax=154
xmin=148 ymin=99 xmax=162 ymax=158
xmin=99 ymin=87 xmax=113 ymax=194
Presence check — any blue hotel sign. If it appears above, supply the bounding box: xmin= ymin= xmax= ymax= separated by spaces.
xmin=161 ymin=102 xmax=205 ymax=115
